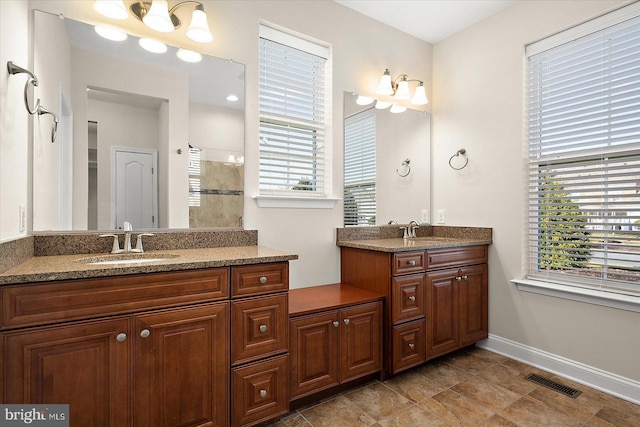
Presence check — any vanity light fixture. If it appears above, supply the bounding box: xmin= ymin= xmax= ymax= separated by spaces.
xmin=355 ymin=95 xmax=374 ymax=106
xmin=390 ymin=104 xmax=407 ymax=114
xmin=226 ymin=94 xmax=239 ymax=102
xmin=122 ymin=1 xmax=213 ymax=43
xmin=93 ymin=0 xmax=128 ymax=20
xmin=176 ymin=48 xmax=202 ymax=63
xmin=376 ymin=69 xmax=429 ymax=105
xmin=139 ymin=37 xmax=168 ymax=53
xmin=94 ymin=25 xmax=128 ymax=41
xmin=374 ymin=100 xmax=392 ymax=109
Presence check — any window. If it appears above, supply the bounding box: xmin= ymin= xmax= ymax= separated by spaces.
xmin=344 ymin=109 xmax=376 ymax=225
xmin=526 ymin=8 xmax=640 ymax=295
xmin=188 ymin=147 xmax=201 ymax=207
xmin=259 ymin=25 xmax=329 ymax=197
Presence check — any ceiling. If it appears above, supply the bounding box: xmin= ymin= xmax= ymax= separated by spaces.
xmin=335 ymin=0 xmax=517 ymax=44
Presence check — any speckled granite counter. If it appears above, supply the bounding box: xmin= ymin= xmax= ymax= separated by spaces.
xmin=0 ymin=246 xmax=298 ymax=285
xmin=336 ymin=225 xmax=492 ymax=253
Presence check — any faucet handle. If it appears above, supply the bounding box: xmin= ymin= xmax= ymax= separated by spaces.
xmin=99 ymin=234 xmax=122 ymax=254
xmin=133 ymin=233 xmax=155 ymax=253
xmin=400 ymin=226 xmax=409 ymax=239
xmin=123 ymin=221 xmax=133 ymax=231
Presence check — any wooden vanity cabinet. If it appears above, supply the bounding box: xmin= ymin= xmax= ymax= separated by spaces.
xmin=288 ymin=285 xmax=382 ymax=402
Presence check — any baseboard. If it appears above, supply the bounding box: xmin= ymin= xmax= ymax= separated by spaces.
xmin=477 ymin=334 xmax=640 ymax=405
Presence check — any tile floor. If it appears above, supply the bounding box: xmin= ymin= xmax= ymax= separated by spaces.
xmin=268 ymin=346 xmax=640 ymax=426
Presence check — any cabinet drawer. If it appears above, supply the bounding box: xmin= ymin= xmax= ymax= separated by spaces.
xmin=392 ymin=319 xmax=426 ymax=374
xmin=231 ymin=263 xmax=289 ymax=297
xmin=391 ymin=274 xmax=426 ymax=324
xmin=232 ymin=354 xmax=289 ymax=427
xmin=426 ymin=246 xmax=487 ymax=270
xmin=232 ymin=294 xmax=288 ymax=365
xmin=392 ymin=251 xmax=426 ymax=275
xmin=2 ymin=268 xmax=229 ymax=330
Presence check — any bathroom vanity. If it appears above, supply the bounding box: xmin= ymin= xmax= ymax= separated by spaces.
xmin=0 ymin=232 xmax=297 ymax=427
xmin=337 ymin=225 xmax=492 ymax=378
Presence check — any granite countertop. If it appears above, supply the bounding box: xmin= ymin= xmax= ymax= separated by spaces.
xmin=0 ymin=246 xmax=298 ymax=285
xmin=336 ymin=236 xmax=491 ymax=253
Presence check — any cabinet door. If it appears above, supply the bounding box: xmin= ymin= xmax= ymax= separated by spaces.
xmin=1 ymin=318 xmax=130 ymax=427
xmin=289 ymin=311 xmax=340 ymax=399
xmin=458 ymin=264 xmax=488 ymax=346
xmin=340 ymin=302 xmax=382 ymax=382
xmin=134 ymin=302 xmax=229 ymax=427
xmin=426 ymin=269 xmax=459 ymax=359
xmin=392 ymin=319 xmax=426 ymax=374
xmin=391 ymin=273 xmax=426 ymax=324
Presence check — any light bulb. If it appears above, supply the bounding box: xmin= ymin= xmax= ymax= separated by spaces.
xmin=93 ymin=0 xmax=128 ymax=20
xmin=226 ymin=94 xmax=239 ymax=102
xmin=375 ymin=100 xmax=392 ymax=109
xmin=139 ymin=38 xmax=167 ymax=53
xmin=356 ymin=95 xmax=374 ymax=105
xmin=376 ymin=69 xmax=393 ymax=96
xmin=186 ymin=5 xmax=213 ymax=43
xmin=390 ymin=104 xmax=407 ymax=113
xmin=395 ymin=78 xmax=410 ymax=100
xmin=94 ymin=25 xmax=127 ymax=41
xmin=143 ymin=0 xmax=174 ymax=33
xmin=176 ymin=48 xmax=202 ymax=63
xmin=411 ymin=83 xmax=429 ymax=105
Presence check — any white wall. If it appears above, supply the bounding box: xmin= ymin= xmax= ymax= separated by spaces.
xmin=189 ymin=103 xmax=244 ymax=162
xmin=432 ymin=0 xmax=639 ymax=382
xmin=0 ymin=1 xmax=30 ymax=241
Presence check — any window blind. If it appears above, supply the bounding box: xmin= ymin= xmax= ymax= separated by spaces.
xmin=259 ymin=25 xmax=328 ymax=196
xmin=526 ymin=13 xmax=640 ymax=293
xmin=344 ymin=110 xmax=376 ymax=226
xmin=188 ymin=147 xmax=201 ymax=207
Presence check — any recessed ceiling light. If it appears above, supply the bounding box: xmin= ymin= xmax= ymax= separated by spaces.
xmin=226 ymin=94 xmax=239 ymax=102
xmin=176 ymin=48 xmax=202 ymax=63
xmin=139 ymin=38 xmax=167 ymax=54
xmin=94 ymin=25 xmax=128 ymax=42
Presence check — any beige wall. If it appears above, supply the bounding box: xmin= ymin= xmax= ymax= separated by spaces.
xmin=432 ymin=0 xmax=639 ymax=382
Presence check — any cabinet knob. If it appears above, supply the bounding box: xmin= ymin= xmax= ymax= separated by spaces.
xmin=140 ymin=329 xmax=150 ymax=338
xmin=343 ymin=318 xmax=350 ymax=325
xmin=259 ymin=389 xmax=267 ymax=398
xmin=116 ymin=333 xmax=127 ymax=342
xmin=456 ymin=276 xmax=462 ymax=281
xmin=332 ymin=321 xmax=339 ymax=327
xmin=462 ymin=275 xmax=468 ymax=280
xmin=409 ymin=260 xmax=416 ymax=266
xmin=408 ymin=343 xmax=415 ymax=350
xmin=408 ymin=295 xmax=416 ymax=302
xmin=259 ymin=276 xmax=267 ymax=284
xmin=259 ymin=324 xmax=267 ymax=333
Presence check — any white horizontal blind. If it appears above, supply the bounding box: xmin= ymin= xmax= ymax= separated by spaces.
xmin=527 ymin=13 xmax=640 ymax=293
xmin=344 ymin=110 xmax=376 ymax=225
xmin=259 ymin=26 xmax=328 ymax=196
xmin=188 ymin=147 xmax=201 ymax=207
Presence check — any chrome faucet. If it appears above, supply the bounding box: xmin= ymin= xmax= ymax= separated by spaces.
xmin=408 ymin=220 xmax=420 ymax=238
xmin=100 ymin=222 xmax=154 ymax=254
xmin=122 ymin=221 xmax=133 ymax=253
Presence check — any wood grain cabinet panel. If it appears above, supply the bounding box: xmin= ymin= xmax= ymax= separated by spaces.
xmin=391 ymin=273 xmax=426 ymax=324
xmin=392 ymin=251 xmax=426 ymax=275
xmin=340 ymin=302 xmax=382 ymax=382
xmin=458 ymin=265 xmax=489 ymax=346
xmin=231 ymin=263 xmax=289 ymax=297
xmin=392 ymin=319 xmax=426 ymax=374
xmin=134 ymin=302 xmax=229 ymax=427
xmin=1 ymin=317 xmax=131 ymax=427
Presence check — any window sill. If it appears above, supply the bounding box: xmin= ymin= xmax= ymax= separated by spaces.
xmin=252 ymin=195 xmax=340 ymax=209
xmin=511 ymin=278 xmax=640 ymax=313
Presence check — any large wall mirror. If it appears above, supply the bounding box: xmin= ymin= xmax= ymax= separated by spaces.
xmin=343 ymin=92 xmax=430 ymax=226
xmin=32 ymin=11 xmax=245 ymax=232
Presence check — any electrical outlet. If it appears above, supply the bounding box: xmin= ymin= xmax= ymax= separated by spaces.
xmin=19 ymin=205 xmax=26 ymax=232
xmin=436 ymin=210 xmax=446 ymax=224
xmin=421 ymin=210 xmax=430 ymax=224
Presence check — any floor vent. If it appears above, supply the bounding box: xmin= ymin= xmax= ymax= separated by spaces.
xmin=525 ymin=373 xmax=582 ymax=398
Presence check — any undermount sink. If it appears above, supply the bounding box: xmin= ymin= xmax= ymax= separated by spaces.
xmin=76 ymin=253 xmax=180 ymax=266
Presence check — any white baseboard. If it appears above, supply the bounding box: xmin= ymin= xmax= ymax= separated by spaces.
xmin=477 ymin=334 xmax=640 ymax=405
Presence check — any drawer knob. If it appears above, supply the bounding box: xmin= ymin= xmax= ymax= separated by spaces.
xmin=259 ymin=324 xmax=268 ymax=333
xmin=259 ymin=276 xmax=267 ymax=284
xmin=343 ymin=318 xmax=350 ymax=325
xmin=409 ymin=260 xmax=416 ymax=266
xmin=333 ymin=321 xmax=339 ymax=327
xmin=140 ymin=329 xmax=150 ymax=338
xmin=259 ymin=389 xmax=267 ymax=398
xmin=456 ymin=276 xmax=462 ymax=281
xmin=408 ymin=295 xmax=416 ymax=302
xmin=116 ymin=333 xmax=127 ymax=342
xmin=462 ymin=275 xmax=468 ymax=280
xmin=408 ymin=343 xmax=415 ymax=350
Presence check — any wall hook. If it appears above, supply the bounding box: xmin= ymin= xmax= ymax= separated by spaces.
xmin=448 ymin=148 xmax=468 ymax=170
xmin=396 ymin=158 xmax=411 ymax=177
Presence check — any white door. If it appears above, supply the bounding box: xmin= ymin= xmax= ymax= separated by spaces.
xmin=112 ymin=148 xmax=158 ymax=229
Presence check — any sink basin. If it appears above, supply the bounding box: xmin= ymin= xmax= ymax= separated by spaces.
xmin=76 ymin=253 xmax=180 ymax=266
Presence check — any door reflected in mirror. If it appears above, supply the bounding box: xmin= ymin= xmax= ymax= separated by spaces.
xmin=343 ymin=92 xmax=431 ymax=226
xmin=32 ymin=11 xmax=245 ymax=231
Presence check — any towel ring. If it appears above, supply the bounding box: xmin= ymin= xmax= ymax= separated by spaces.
xmin=37 ymin=106 xmax=58 ymax=143
xmin=448 ymin=148 xmax=468 ymax=170
xmin=396 ymin=159 xmax=411 ymax=177
xmin=7 ymin=61 xmax=41 ymax=115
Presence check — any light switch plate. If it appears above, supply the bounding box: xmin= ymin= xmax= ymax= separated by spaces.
xmin=19 ymin=205 xmax=26 ymax=232
xmin=421 ymin=210 xmax=430 ymax=224
xmin=436 ymin=210 xmax=446 ymax=224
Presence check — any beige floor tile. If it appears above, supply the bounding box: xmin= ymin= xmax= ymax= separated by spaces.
xmin=445 ymin=351 xmax=500 ymax=376
xmin=268 ymin=411 xmax=312 ymax=427
xmin=299 ymin=395 xmax=376 ymax=427
xmin=499 ymin=395 xmax=582 ymax=426
xmin=383 ymin=369 xmax=448 ymax=402
xmin=465 ymin=347 xmax=511 ymax=364
xmin=527 ymin=385 xmax=604 ymax=422
xmin=415 ymin=359 xmax=471 ymax=389
xmin=373 ymin=404 xmax=449 ymax=427
xmin=418 ymin=389 xmax=494 ymax=426
xmin=477 ymin=414 xmax=519 ymax=426
xmin=344 ymin=381 xmax=413 ymax=420
xmin=452 ymin=378 xmax=522 ymax=412
xmin=593 ymin=406 xmax=640 ymax=427
xmin=500 ymin=359 xmax=552 ymax=378
xmin=475 ymin=363 xmax=538 ymax=396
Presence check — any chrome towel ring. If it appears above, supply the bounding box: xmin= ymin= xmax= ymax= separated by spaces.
xmin=396 ymin=159 xmax=411 ymax=177
xmin=449 ymin=148 xmax=468 ymax=170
